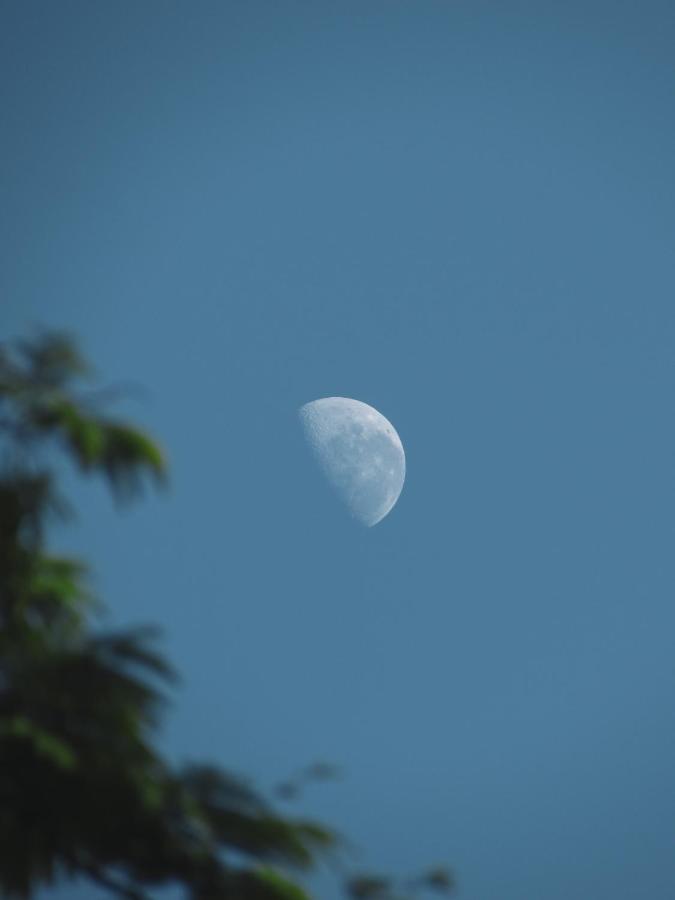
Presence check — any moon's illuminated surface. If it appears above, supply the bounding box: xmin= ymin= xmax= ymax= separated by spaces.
xmin=299 ymin=397 xmax=405 ymax=526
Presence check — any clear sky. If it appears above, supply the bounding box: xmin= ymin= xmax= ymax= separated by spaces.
xmin=3 ymin=2 xmax=675 ymax=898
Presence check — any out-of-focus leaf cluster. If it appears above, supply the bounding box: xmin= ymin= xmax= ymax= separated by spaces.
xmin=0 ymin=334 xmax=333 ymax=900
xmin=0 ymin=332 xmax=165 ymax=499
xmin=346 ymin=867 xmax=455 ymax=900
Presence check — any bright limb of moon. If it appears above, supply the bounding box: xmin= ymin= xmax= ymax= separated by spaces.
xmin=298 ymin=397 xmax=405 ymax=527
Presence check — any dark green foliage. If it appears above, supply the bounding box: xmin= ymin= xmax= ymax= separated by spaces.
xmin=0 ymin=334 xmax=331 ymax=899
xmin=0 ymin=331 xmax=165 ymax=498
xmin=0 ymin=333 xmax=454 ymax=900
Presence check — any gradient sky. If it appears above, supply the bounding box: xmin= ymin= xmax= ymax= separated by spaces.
xmin=3 ymin=3 xmax=675 ymax=898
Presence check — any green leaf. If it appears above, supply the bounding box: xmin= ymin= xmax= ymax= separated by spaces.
xmin=0 ymin=716 xmax=77 ymax=770
xmin=255 ymin=867 xmax=312 ymax=900
xmin=90 ymin=626 xmax=177 ymax=683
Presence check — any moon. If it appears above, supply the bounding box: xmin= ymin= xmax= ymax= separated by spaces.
xmin=298 ymin=397 xmax=405 ymax=527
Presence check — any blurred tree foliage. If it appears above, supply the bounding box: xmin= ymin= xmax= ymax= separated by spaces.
xmin=0 ymin=333 xmax=454 ymax=900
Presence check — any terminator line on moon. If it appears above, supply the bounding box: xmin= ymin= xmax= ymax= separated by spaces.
xmin=299 ymin=397 xmax=406 ymax=526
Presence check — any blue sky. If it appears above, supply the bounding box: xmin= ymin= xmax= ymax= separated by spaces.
xmin=3 ymin=2 xmax=675 ymax=897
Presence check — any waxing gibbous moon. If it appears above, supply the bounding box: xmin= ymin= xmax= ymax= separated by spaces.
xmin=299 ymin=397 xmax=405 ymax=527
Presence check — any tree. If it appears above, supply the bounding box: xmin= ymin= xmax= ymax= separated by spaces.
xmin=0 ymin=332 xmax=454 ymax=900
